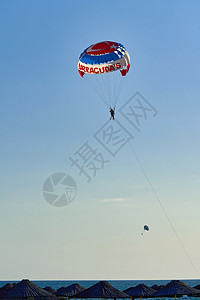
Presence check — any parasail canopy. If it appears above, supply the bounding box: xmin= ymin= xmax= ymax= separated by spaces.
xmin=77 ymin=41 xmax=131 ymax=109
xmin=78 ymin=41 xmax=130 ymax=78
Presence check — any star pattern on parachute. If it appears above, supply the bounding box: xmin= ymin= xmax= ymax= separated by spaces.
xmin=110 ymin=44 xmax=118 ymax=49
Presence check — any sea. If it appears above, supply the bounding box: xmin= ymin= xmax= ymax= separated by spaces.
xmin=0 ymin=279 xmax=200 ymax=299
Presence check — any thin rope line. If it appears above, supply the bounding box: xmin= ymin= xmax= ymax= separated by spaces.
xmin=118 ymin=119 xmax=199 ymax=277
xmin=114 ymin=76 xmax=125 ymax=107
xmin=86 ymin=76 xmax=109 ymax=108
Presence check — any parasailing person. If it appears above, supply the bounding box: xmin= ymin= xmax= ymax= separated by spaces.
xmin=78 ymin=41 xmax=131 ymax=111
xmin=110 ymin=107 xmax=115 ymax=120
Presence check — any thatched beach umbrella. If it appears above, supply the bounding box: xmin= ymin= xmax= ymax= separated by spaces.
xmin=0 ymin=283 xmax=15 ymax=299
xmin=7 ymin=279 xmax=58 ymax=299
xmin=123 ymin=284 xmax=156 ymax=299
xmin=57 ymin=286 xmax=65 ymax=292
xmin=44 ymin=286 xmax=57 ymax=295
xmin=56 ymin=283 xmax=86 ymax=297
xmin=150 ymin=284 xmax=165 ymax=291
xmin=152 ymin=280 xmax=200 ymax=299
xmin=194 ymin=284 xmax=200 ymax=290
xmin=75 ymin=281 xmax=130 ymax=299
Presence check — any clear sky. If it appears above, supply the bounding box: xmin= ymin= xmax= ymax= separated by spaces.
xmin=0 ymin=0 xmax=200 ymax=281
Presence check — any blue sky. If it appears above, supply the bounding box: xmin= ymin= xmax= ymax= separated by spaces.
xmin=0 ymin=0 xmax=200 ymax=280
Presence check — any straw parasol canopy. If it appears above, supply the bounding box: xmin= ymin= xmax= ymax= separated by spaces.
xmin=0 ymin=283 xmax=15 ymax=299
xmin=123 ymin=284 xmax=156 ymax=299
xmin=7 ymin=279 xmax=58 ymax=299
xmin=152 ymin=280 xmax=200 ymax=299
xmin=57 ymin=286 xmax=65 ymax=292
xmin=56 ymin=283 xmax=86 ymax=297
xmin=75 ymin=281 xmax=130 ymax=299
xmin=44 ymin=286 xmax=57 ymax=295
xmin=150 ymin=284 xmax=165 ymax=291
xmin=194 ymin=284 xmax=200 ymax=290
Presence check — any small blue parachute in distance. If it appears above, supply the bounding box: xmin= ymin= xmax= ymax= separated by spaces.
xmin=141 ymin=225 xmax=150 ymax=235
